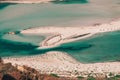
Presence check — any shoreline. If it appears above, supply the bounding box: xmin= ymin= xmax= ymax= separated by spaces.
xmin=2 ymin=19 xmax=120 ymax=77
xmin=1 ymin=1 xmax=120 ymax=78
xmin=0 ymin=0 xmax=52 ymax=3
xmin=3 ymin=51 xmax=120 ymax=77
xmin=21 ymin=19 xmax=120 ymax=49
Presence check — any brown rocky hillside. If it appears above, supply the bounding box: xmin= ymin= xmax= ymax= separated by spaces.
xmin=0 ymin=58 xmax=76 ymax=80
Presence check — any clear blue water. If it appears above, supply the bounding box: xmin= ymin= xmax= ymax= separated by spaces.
xmin=58 ymin=31 xmax=120 ymax=63
xmin=0 ymin=1 xmax=120 ymax=63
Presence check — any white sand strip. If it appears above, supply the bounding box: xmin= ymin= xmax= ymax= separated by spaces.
xmin=3 ymin=51 xmax=120 ymax=77
xmin=21 ymin=20 xmax=120 ymax=34
xmin=0 ymin=0 xmax=52 ymax=3
xmin=21 ymin=20 xmax=120 ymax=49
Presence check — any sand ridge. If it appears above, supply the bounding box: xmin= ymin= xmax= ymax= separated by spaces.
xmin=21 ymin=20 xmax=120 ymax=49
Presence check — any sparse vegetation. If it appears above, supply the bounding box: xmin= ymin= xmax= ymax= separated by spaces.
xmin=109 ymin=72 xmax=114 ymax=77
xmin=0 ymin=58 xmax=74 ymax=80
xmin=107 ymin=74 xmax=120 ymax=80
xmin=50 ymin=73 xmax=59 ymax=78
xmin=77 ymin=76 xmax=84 ymax=80
xmin=87 ymin=76 xmax=96 ymax=80
xmin=0 ymin=57 xmax=120 ymax=80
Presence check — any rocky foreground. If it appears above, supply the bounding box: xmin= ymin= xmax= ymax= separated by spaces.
xmin=2 ymin=51 xmax=120 ymax=80
xmin=0 ymin=58 xmax=76 ymax=80
xmin=1 ymin=57 xmax=120 ymax=80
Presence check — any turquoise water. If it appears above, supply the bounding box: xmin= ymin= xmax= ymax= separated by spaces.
xmin=0 ymin=1 xmax=120 ymax=63
xmin=58 ymin=31 xmax=120 ymax=63
xmin=52 ymin=0 xmax=88 ymax=4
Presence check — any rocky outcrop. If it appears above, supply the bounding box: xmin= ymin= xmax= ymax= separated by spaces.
xmin=0 ymin=58 xmax=76 ymax=80
xmin=1 ymin=57 xmax=120 ymax=80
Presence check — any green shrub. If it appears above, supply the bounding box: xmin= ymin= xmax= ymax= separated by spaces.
xmin=115 ymin=75 xmax=120 ymax=78
xmin=87 ymin=76 xmax=96 ymax=80
xmin=50 ymin=73 xmax=59 ymax=78
xmin=107 ymin=74 xmax=120 ymax=80
xmin=77 ymin=76 xmax=84 ymax=80
xmin=109 ymin=72 xmax=114 ymax=77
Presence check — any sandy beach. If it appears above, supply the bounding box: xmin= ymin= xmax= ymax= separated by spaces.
xmin=1 ymin=1 xmax=120 ymax=78
xmin=0 ymin=0 xmax=52 ymax=3
xmin=3 ymin=51 xmax=120 ymax=77
xmin=21 ymin=19 xmax=120 ymax=49
xmin=2 ymin=19 xmax=120 ymax=77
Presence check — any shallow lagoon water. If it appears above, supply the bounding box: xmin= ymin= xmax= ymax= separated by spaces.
xmin=0 ymin=0 xmax=120 ymax=63
xmin=58 ymin=31 xmax=120 ymax=63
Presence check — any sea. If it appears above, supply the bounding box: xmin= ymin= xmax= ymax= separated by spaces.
xmin=0 ymin=0 xmax=120 ymax=63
